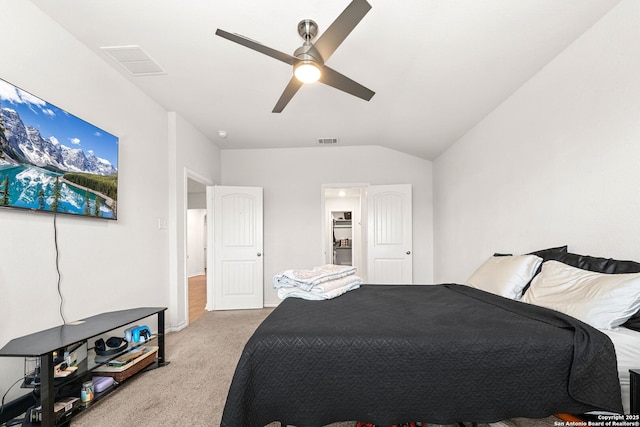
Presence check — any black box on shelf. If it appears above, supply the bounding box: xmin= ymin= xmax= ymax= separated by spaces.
xmin=29 ymin=397 xmax=79 ymax=424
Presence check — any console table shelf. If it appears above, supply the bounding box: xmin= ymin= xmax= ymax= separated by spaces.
xmin=0 ymin=307 xmax=167 ymax=427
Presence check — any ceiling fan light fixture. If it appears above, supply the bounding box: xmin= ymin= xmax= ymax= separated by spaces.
xmin=294 ymin=61 xmax=321 ymax=83
xmin=215 ymin=0 xmax=374 ymax=112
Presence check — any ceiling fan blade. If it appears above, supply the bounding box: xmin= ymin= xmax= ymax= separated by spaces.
xmin=216 ymin=29 xmax=297 ymax=65
xmin=319 ymin=66 xmax=375 ymax=102
xmin=312 ymin=0 xmax=372 ymax=62
xmin=272 ymin=77 xmax=304 ymax=113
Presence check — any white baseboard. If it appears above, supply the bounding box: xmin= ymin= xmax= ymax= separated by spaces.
xmin=166 ymin=320 xmax=188 ymax=333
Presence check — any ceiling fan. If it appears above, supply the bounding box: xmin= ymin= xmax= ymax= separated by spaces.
xmin=215 ymin=0 xmax=375 ymax=113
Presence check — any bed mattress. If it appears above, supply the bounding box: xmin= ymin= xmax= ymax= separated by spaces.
xmin=221 ymin=284 xmax=623 ymax=427
xmin=602 ymin=327 xmax=640 ymax=414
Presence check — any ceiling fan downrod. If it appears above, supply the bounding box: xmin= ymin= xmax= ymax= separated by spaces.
xmin=293 ymin=19 xmax=323 ymax=69
xmin=297 ymin=19 xmax=318 ymax=43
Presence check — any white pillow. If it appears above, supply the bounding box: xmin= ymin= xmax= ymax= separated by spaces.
xmin=521 ymin=260 xmax=640 ymax=330
xmin=464 ymin=255 xmax=542 ymax=300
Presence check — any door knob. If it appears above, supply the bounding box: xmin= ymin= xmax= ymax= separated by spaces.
xmin=257 ymin=252 xmax=262 ymax=257
xmin=406 ymin=251 xmax=411 ymax=255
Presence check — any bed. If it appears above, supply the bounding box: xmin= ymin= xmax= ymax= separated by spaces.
xmin=602 ymin=327 xmax=640 ymax=414
xmin=221 ymin=248 xmax=640 ymax=426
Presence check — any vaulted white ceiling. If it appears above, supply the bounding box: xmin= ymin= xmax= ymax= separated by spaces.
xmin=31 ymin=0 xmax=620 ymax=160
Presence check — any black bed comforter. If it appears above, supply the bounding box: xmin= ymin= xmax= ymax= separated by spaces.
xmin=221 ymin=284 xmax=623 ymax=427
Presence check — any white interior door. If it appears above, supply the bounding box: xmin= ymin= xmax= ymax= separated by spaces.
xmin=208 ymin=186 xmax=263 ymax=310
xmin=367 ymin=184 xmax=413 ymax=284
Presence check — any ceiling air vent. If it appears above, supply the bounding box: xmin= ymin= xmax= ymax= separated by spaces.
xmin=318 ymin=138 xmax=339 ymax=145
xmin=100 ymin=45 xmax=166 ymax=76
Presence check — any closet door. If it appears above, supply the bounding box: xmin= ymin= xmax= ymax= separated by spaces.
xmin=367 ymin=184 xmax=413 ymax=284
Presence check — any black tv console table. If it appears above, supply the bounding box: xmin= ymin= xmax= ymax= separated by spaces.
xmin=0 ymin=307 xmax=167 ymax=426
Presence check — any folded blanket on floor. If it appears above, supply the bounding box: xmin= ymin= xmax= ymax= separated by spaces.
xmin=277 ymin=275 xmax=362 ymax=300
xmin=273 ymin=264 xmax=357 ymax=291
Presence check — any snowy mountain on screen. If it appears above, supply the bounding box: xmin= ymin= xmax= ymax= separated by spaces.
xmin=0 ymin=107 xmax=116 ymax=175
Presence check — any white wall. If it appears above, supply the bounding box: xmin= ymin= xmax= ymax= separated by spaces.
xmin=0 ymin=1 xmax=221 ymax=402
xmin=433 ymin=0 xmax=640 ymax=283
xmin=221 ymin=145 xmax=433 ymax=306
xmin=167 ymin=113 xmax=220 ymax=330
xmin=0 ymin=0 xmax=170 ymax=402
xmin=188 ymin=191 xmax=207 ymax=209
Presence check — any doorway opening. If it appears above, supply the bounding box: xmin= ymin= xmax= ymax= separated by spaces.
xmin=331 ymin=211 xmax=353 ymax=266
xmin=322 ymin=185 xmax=367 ymax=281
xmin=186 ymin=176 xmax=208 ymax=324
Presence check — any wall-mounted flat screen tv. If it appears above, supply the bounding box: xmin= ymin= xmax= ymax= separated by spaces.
xmin=0 ymin=77 xmax=118 ymax=219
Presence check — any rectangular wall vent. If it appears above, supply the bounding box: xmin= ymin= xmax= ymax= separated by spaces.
xmin=318 ymin=138 xmax=339 ymax=145
xmin=100 ymin=45 xmax=166 ymax=76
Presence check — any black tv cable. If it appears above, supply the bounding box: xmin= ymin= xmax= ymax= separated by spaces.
xmin=53 ymin=214 xmax=67 ymax=325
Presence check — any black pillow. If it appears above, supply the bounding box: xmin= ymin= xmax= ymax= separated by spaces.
xmin=493 ymin=245 xmax=568 ymax=260
xmin=552 ymin=252 xmax=640 ymax=274
xmin=528 ymin=245 xmax=568 ymax=261
xmin=545 ymin=251 xmax=640 ymax=331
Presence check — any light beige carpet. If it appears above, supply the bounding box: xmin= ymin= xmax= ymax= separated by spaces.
xmin=70 ymin=308 xmax=561 ymax=427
